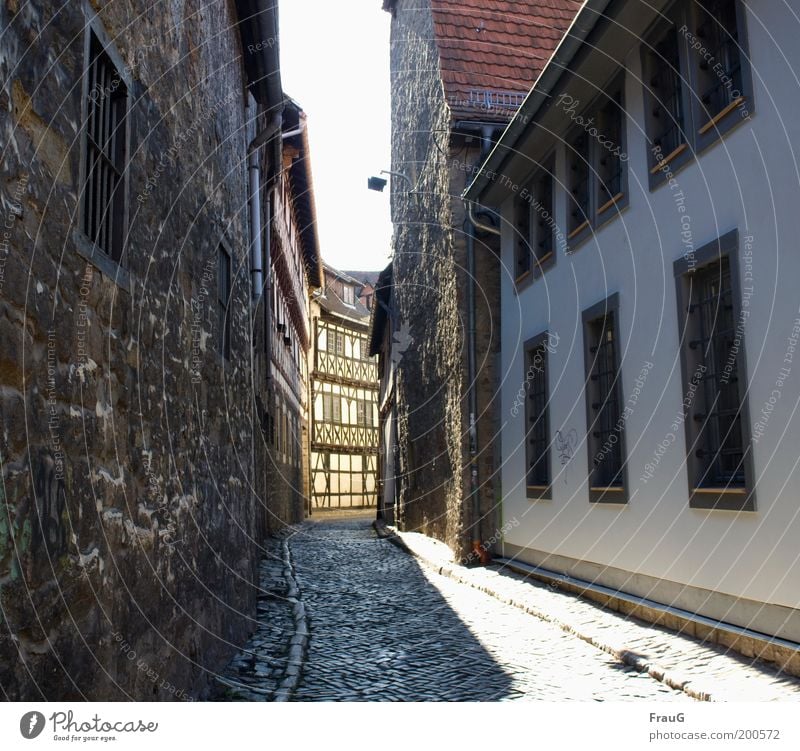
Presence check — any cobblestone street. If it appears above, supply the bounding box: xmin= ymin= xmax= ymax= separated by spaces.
xmin=219 ymin=515 xmax=691 ymax=701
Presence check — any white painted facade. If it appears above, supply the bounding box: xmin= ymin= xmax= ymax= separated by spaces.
xmin=480 ymin=0 xmax=800 ymax=639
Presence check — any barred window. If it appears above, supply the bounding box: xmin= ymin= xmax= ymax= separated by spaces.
xmin=674 ymin=233 xmax=753 ymax=510
xmin=642 ymin=1 xmax=751 ymax=186
xmin=694 ymin=0 xmax=744 ymax=123
xmin=583 ymin=295 xmax=626 ymax=503
xmin=567 ymin=131 xmax=591 ymax=237
xmin=82 ymin=30 xmax=128 ymax=262
xmin=644 ymin=25 xmax=686 ymax=165
xmin=531 ymin=169 xmax=554 ymax=265
xmin=562 ymin=77 xmax=628 ymax=248
xmin=597 ymin=90 xmax=624 ymax=209
xmin=524 ymin=334 xmax=551 ymax=499
xmin=513 ymin=189 xmax=532 ymax=280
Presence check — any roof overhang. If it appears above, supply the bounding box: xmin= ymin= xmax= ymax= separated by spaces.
xmin=463 ymin=0 xmax=614 ymax=205
xmin=235 ymin=0 xmax=282 ymax=110
xmin=368 ymin=263 xmax=393 ymax=357
xmin=463 ymin=0 xmax=681 ymax=206
xmin=284 ymin=100 xmax=323 ymax=289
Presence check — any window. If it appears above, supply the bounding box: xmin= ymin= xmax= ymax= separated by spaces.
xmin=693 ymin=0 xmax=746 ymax=130
xmin=596 ymin=91 xmax=625 ymax=211
xmin=323 ymin=393 xmax=341 ymax=423
xmin=643 ymin=23 xmax=687 ymax=170
xmin=515 ymin=163 xmax=556 ymax=284
xmin=217 ymin=245 xmax=231 ymax=359
xmin=331 ymin=330 xmax=344 ymax=356
xmin=342 ymin=285 xmax=355 ymax=305
xmin=583 ymin=294 xmax=626 ymax=503
xmin=674 ymin=231 xmax=754 ymax=510
xmin=524 ymin=333 xmax=551 ymax=500
xmin=567 ymin=130 xmax=591 ymax=238
xmin=513 ymin=188 xmax=532 ymax=279
xmin=82 ymin=30 xmax=129 ymax=263
xmin=642 ymin=0 xmax=752 ymax=186
xmin=356 ymin=399 xmax=373 ymax=427
xmin=531 ymin=168 xmax=555 ymax=267
xmin=564 ymin=76 xmax=628 ymax=246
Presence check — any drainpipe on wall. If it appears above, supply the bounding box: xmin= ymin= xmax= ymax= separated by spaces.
xmin=247 ymin=100 xmax=282 ymax=392
xmin=247 ymin=106 xmax=282 ymax=302
xmin=466 ymin=125 xmax=501 ymax=566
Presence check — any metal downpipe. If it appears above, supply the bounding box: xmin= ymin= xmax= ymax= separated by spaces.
xmin=467 ymin=125 xmax=499 ymax=565
xmin=247 ymin=110 xmax=282 ymax=301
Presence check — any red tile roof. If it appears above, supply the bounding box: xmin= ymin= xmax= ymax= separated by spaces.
xmin=429 ymin=0 xmax=582 ymax=121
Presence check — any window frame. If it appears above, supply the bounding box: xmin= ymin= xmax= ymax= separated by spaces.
xmin=342 ymin=284 xmax=355 ymax=306
xmin=641 ymin=12 xmax=694 ymax=184
xmin=642 ymin=0 xmax=753 ymax=190
xmin=515 ymin=156 xmax=557 ymax=289
xmin=688 ymin=0 xmax=753 ymax=153
xmin=75 ymin=8 xmax=133 ymax=289
xmin=523 ymin=331 xmax=552 ymax=501
xmin=582 ymin=292 xmax=628 ymax=504
xmin=564 ymin=72 xmax=629 ymax=252
xmin=673 ymin=229 xmax=755 ymax=511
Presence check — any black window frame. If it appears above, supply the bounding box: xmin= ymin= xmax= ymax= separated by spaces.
xmin=642 ymin=0 xmax=753 ymax=190
xmin=564 ymin=73 xmax=629 ymax=251
xmin=524 ymin=332 xmax=552 ymax=500
xmin=75 ymin=11 xmax=133 ymax=289
xmin=582 ymin=293 xmax=627 ymax=503
xmin=673 ymin=229 xmax=755 ymax=511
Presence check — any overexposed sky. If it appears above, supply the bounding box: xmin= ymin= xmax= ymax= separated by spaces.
xmin=279 ymin=1 xmax=393 ymax=273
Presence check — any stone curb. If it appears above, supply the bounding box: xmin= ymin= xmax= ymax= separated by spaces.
xmin=273 ymin=531 xmax=309 ymax=702
xmin=377 ymin=521 xmax=711 ymax=702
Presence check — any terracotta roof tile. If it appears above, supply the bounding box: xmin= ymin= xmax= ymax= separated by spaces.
xmin=430 ymin=0 xmax=582 ymax=121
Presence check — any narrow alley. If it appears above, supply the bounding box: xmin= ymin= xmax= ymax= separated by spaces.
xmin=218 ymin=515 xmax=690 ymax=702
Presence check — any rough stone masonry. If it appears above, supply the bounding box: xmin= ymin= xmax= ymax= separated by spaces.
xmin=386 ymin=0 xmax=501 ymax=559
xmin=0 ymin=0 xmax=263 ymax=699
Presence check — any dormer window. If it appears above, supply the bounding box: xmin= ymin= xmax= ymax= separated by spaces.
xmin=342 ymin=285 xmax=355 ymax=306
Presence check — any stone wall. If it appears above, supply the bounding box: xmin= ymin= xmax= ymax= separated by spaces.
xmin=387 ymin=0 xmax=501 ymax=559
xmin=0 ymin=0 xmax=262 ymax=699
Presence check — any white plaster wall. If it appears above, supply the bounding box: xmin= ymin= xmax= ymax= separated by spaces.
xmin=499 ymin=0 xmax=800 ymax=609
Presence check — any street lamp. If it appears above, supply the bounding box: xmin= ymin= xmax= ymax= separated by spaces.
xmin=367 ymin=170 xmax=414 ymax=193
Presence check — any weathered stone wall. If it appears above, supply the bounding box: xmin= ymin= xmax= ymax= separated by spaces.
xmin=0 ymin=0 xmax=262 ymax=699
xmin=388 ymin=0 xmax=501 ymax=559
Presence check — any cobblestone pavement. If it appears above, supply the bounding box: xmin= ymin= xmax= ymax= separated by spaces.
xmin=396 ymin=530 xmax=800 ymax=701
xmin=214 ymin=536 xmax=295 ymax=701
xmin=221 ymin=515 xmax=690 ymax=701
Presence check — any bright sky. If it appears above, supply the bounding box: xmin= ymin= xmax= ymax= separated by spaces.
xmin=279 ymin=1 xmax=393 ymax=273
